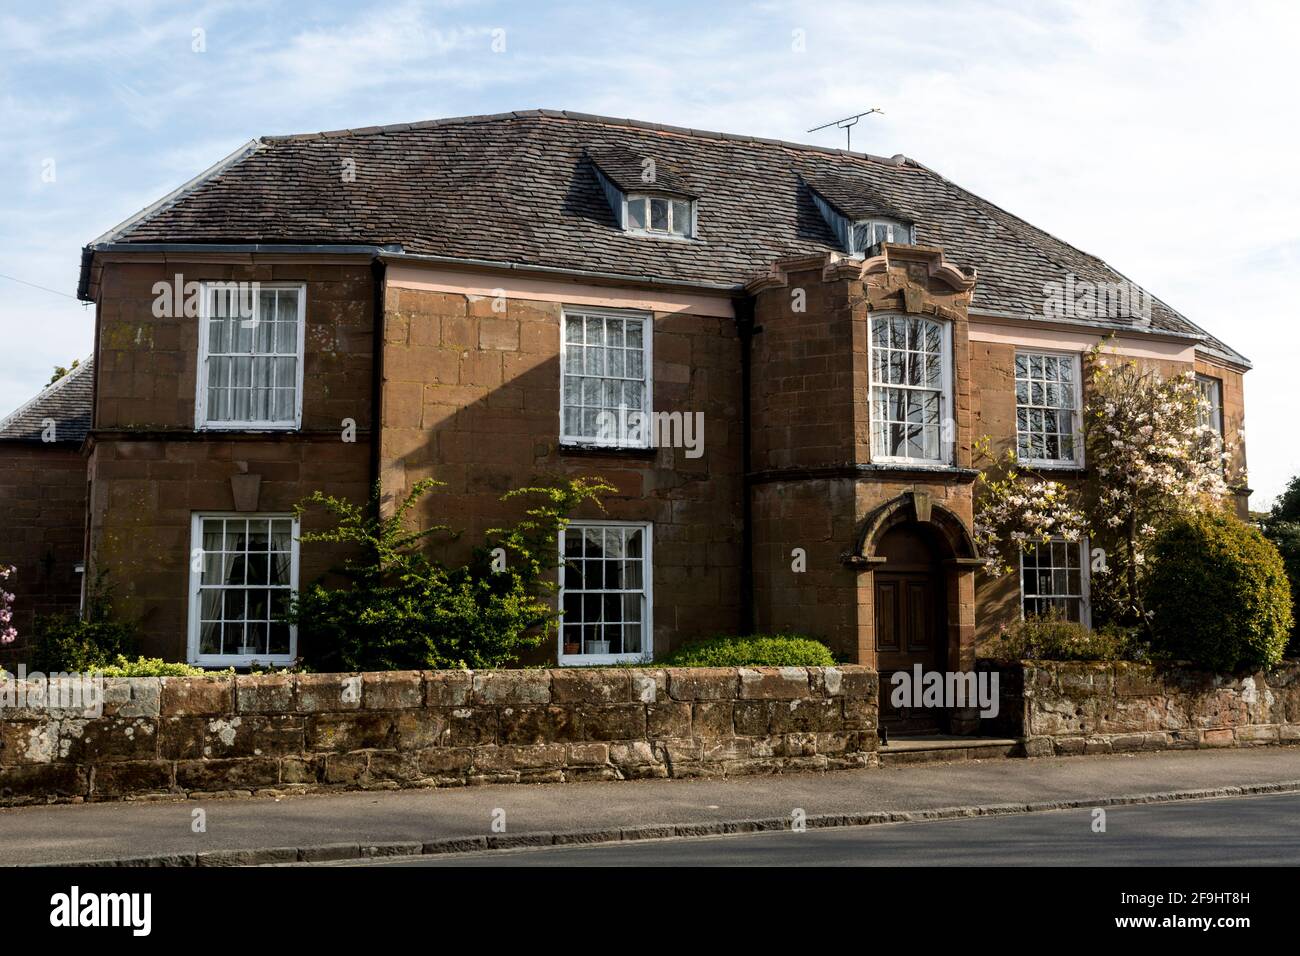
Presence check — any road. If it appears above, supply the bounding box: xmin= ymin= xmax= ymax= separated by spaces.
xmin=4 ymin=747 xmax=1299 ymax=866
xmin=359 ymin=792 xmax=1300 ymax=866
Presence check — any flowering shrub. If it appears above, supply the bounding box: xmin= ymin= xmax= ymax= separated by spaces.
xmin=976 ymin=345 xmax=1235 ymax=631
xmin=0 ymin=565 xmax=15 ymax=644
xmin=97 ymin=656 xmax=231 ymax=677
xmin=1083 ymin=349 xmax=1233 ymax=623
xmin=973 ymin=443 xmax=1086 ymax=576
xmin=659 ymin=634 xmax=836 ymax=667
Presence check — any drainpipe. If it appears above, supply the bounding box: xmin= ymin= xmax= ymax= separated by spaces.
xmin=734 ymin=295 xmax=757 ymax=636
xmin=369 ymin=257 xmax=387 ymax=518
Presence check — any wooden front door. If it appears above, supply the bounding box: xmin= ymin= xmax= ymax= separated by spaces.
xmin=873 ymin=524 xmax=948 ymax=735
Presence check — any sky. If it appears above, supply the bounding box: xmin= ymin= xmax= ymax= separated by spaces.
xmin=1 ymin=0 xmax=1297 ymax=507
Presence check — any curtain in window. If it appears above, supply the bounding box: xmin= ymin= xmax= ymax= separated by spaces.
xmin=562 ymin=313 xmax=647 ymax=444
xmin=205 ymin=287 xmax=299 ymax=425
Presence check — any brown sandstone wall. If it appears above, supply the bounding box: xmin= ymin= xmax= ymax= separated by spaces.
xmin=0 ymin=444 xmax=87 ymax=660
xmin=0 ymin=665 xmax=878 ymax=804
xmin=379 ymin=286 xmax=745 ymax=657
xmin=86 ymin=260 xmax=376 ymax=659
xmin=1018 ymin=660 xmax=1300 ymax=755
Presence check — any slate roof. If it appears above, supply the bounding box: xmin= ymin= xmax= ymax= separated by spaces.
xmin=86 ymin=109 xmax=1247 ymax=366
xmin=0 ymin=358 xmax=94 ymax=443
xmin=587 ymin=144 xmax=698 ymax=197
xmin=803 ymin=169 xmax=911 ymax=222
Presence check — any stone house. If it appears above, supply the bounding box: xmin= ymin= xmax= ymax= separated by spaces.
xmin=0 ymin=358 xmax=94 ymax=658
xmin=31 ymin=110 xmax=1249 ymax=728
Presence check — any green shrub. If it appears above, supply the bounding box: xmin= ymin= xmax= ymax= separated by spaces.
xmin=1261 ymin=473 xmax=1300 ymax=655
xmin=1146 ymin=510 xmax=1293 ymax=671
xmin=30 ymin=588 xmax=136 ymax=672
xmin=659 ymin=634 xmax=836 ymax=667
xmin=290 ymin=477 xmax=612 ymax=672
xmin=97 ymin=657 xmax=228 ymax=677
xmin=980 ymin=611 xmax=1149 ymax=662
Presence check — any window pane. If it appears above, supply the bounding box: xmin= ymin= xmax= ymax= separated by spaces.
xmin=561 ymin=312 xmax=648 ymax=442
xmin=560 ymin=525 xmax=648 ymax=659
xmin=627 ymin=197 xmax=646 ymax=230
xmin=268 ymin=623 xmax=291 ymax=656
xmin=199 ymin=621 xmax=221 ymax=656
xmin=201 ymin=285 xmax=300 ymax=425
xmin=670 ymin=200 xmax=689 ymax=236
xmin=650 ymin=198 xmax=669 ymax=231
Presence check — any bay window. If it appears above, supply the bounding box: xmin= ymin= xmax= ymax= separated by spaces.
xmin=869 ymin=313 xmax=951 ymax=463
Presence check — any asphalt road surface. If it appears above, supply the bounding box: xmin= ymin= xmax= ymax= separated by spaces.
xmin=356 ymin=792 xmax=1300 ymax=866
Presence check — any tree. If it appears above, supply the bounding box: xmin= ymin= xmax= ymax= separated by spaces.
xmin=1082 ymin=351 xmax=1232 ymax=624
xmin=972 ymin=442 xmax=1085 ymax=577
xmin=975 ymin=345 xmax=1234 ymax=628
xmin=1261 ymin=473 xmax=1300 ymax=653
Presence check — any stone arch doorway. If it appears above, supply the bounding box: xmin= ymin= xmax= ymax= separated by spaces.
xmin=855 ymin=491 xmax=984 ymax=735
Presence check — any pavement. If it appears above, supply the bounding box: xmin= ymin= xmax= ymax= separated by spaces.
xmin=363 ymin=792 xmax=1300 ymax=867
xmin=4 ymin=746 xmax=1300 ymax=866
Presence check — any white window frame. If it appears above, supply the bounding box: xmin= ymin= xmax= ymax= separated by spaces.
xmin=559 ymin=307 xmax=653 ymax=449
xmin=1019 ymin=536 xmax=1091 ymax=628
xmin=624 ymin=194 xmax=695 ymax=239
xmin=1195 ymin=373 xmax=1224 ymax=437
xmin=557 ymin=519 xmax=653 ymax=666
xmin=868 ymin=312 xmax=954 ymax=465
xmin=1014 ymin=349 xmax=1085 ymax=468
xmin=186 ymin=512 xmax=300 ymax=668
xmin=195 ymin=282 xmax=306 ymax=431
xmin=851 ymin=218 xmax=913 ymax=255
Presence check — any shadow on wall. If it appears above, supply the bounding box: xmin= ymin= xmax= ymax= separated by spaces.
xmin=380 ymin=294 xmax=745 ymax=664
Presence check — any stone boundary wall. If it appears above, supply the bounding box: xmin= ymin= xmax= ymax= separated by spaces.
xmin=0 ymin=666 xmax=878 ymax=805
xmin=1020 ymin=660 xmax=1300 ymax=756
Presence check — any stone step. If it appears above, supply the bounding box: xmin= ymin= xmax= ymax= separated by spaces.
xmin=878 ymin=735 xmax=1024 ymax=766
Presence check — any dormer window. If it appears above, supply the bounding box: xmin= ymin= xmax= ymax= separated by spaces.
xmin=805 ymin=175 xmax=914 ymax=257
xmin=588 ymin=147 xmax=698 ymax=241
xmin=852 ymin=218 xmax=913 ymax=252
xmin=626 ymin=195 xmax=693 ymax=237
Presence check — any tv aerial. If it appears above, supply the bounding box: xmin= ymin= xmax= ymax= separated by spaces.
xmin=808 ymin=109 xmax=883 ymax=151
